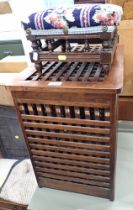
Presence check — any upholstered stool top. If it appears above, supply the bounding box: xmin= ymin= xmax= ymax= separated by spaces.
xmin=22 ymin=4 xmax=123 ymax=31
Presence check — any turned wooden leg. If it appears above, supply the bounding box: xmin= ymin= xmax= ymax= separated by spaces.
xmin=47 ymin=40 xmax=53 ymax=52
xmin=65 ymin=40 xmax=71 ymax=52
xmin=35 ymin=62 xmax=42 ymax=74
xmin=103 ymin=64 xmax=111 ymax=75
xmin=61 ymin=40 xmax=66 ymax=52
xmin=31 ymin=40 xmax=39 ymax=51
xmin=84 ymin=39 xmax=90 ymax=51
xmin=37 ymin=40 xmax=42 ymax=49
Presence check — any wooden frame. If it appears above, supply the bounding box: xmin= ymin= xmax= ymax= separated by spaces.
xmin=27 ymin=27 xmax=118 ymax=74
xmin=8 ymin=46 xmax=124 ymax=201
xmin=29 ymin=33 xmax=118 ymax=68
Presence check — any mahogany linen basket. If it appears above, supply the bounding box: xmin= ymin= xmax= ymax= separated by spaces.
xmin=8 ymin=45 xmax=123 ymax=201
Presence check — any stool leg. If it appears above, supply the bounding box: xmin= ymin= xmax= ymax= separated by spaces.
xmin=35 ymin=62 xmax=42 ymax=75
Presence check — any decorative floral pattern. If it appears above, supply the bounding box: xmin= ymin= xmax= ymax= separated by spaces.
xmin=22 ymin=4 xmax=123 ymax=30
xmin=92 ymin=9 xmax=117 ymax=26
xmin=44 ymin=8 xmax=75 ymax=29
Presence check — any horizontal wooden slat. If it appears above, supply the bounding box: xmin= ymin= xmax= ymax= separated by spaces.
xmin=36 ymin=171 xmax=110 ymax=188
xmin=21 ymin=114 xmax=111 ymax=127
xmin=28 ymin=137 xmax=111 ymax=151
xmin=31 ymin=150 xmax=110 ymax=164
xmin=29 ymin=143 xmax=110 ymax=157
xmin=17 ymin=99 xmax=110 ymax=108
xmin=38 ymin=177 xmax=110 ymax=199
xmin=36 ymin=168 xmax=109 ymax=183
xmin=33 ymin=155 xmax=110 ymax=170
xmin=34 ymin=161 xmax=110 ymax=176
xmin=23 ymin=122 xmax=110 ymax=135
xmin=25 ymin=129 xmax=110 ymax=143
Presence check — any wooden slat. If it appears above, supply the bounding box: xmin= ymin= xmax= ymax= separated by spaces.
xmin=25 ymin=129 xmax=110 ymax=143
xmin=21 ymin=114 xmax=111 ymax=127
xmin=29 ymin=142 xmax=110 ymax=158
xmin=28 ymin=62 xmax=49 ymax=81
xmin=23 ymin=121 xmax=110 ymax=135
xmin=34 ymin=161 xmax=110 ymax=176
xmin=38 ymin=177 xmax=110 ymax=199
xmin=17 ymin=99 xmax=110 ymax=109
xmin=39 ymin=53 xmax=100 ymax=63
xmin=42 ymin=62 xmax=63 ymax=80
xmin=36 ymin=171 xmax=110 ymax=188
xmin=63 ymin=62 xmax=79 ymax=81
xmin=28 ymin=137 xmax=111 ymax=151
xmin=33 ymin=155 xmax=110 ymax=170
xmin=52 ymin=62 xmax=71 ymax=81
xmin=36 ymin=168 xmax=109 ymax=183
xmin=31 ymin=149 xmax=110 ymax=164
xmin=83 ymin=63 xmax=94 ymax=82
xmin=92 ymin=65 xmax=102 ymax=82
xmin=73 ymin=63 xmax=87 ymax=81
xmin=28 ymin=62 xmax=55 ymax=81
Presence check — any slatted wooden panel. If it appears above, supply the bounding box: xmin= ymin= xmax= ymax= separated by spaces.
xmin=27 ymin=61 xmax=108 ymax=82
xmin=12 ymin=90 xmax=117 ymax=200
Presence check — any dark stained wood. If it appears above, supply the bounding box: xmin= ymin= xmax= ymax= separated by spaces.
xmin=29 ymin=35 xmax=118 ymax=76
xmin=25 ymin=130 xmax=110 ymax=143
xmin=26 ymin=12 xmax=118 ymax=74
xmin=21 ymin=114 xmax=111 ymax=126
xmin=38 ymin=177 xmax=110 ymax=199
xmin=34 ymin=161 xmax=110 ymax=176
xmin=23 ymin=121 xmax=110 ymax=134
xmin=31 ymin=149 xmax=110 ymax=164
xmin=36 ymin=37 xmax=118 ymax=64
xmin=118 ymin=96 xmax=133 ymax=121
xmin=0 ymin=198 xmax=27 ymax=210
xmin=8 ymin=46 xmax=124 ymax=201
xmin=8 ymin=46 xmax=124 ymax=94
xmin=36 ymin=171 xmax=110 ymax=188
xmin=32 ymin=155 xmax=110 ymax=170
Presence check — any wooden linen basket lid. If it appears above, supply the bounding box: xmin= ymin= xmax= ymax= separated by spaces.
xmin=74 ymin=0 xmax=111 ymax=3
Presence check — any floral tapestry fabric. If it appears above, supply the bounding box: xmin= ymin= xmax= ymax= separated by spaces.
xmin=22 ymin=4 xmax=123 ymax=30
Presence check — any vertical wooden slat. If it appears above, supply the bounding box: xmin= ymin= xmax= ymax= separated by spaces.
xmin=90 ymin=107 xmax=95 ymax=120
xmin=50 ymin=105 xmax=57 ymax=117
xmin=99 ymin=108 xmax=105 ymax=121
xmin=40 ymin=104 xmax=47 ymax=116
xmin=109 ymin=94 xmax=117 ymax=201
xmin=23 ymin=103 xmax=30 ymax=115
xmin=60 ymin=106 xmax=66 ymax=118
xmin=79 ymin=107 xmax=85 ymax=119
xmin=69 ymin=106 xmax=75 ymax=118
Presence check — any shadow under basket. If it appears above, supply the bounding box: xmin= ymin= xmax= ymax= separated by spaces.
xmin=8 ymin=46 xmax=124 ymax=201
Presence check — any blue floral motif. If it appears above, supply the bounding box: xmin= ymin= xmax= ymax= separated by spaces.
xmin=22 ymin=4 xmax=123 ymax=30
